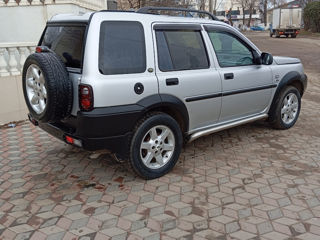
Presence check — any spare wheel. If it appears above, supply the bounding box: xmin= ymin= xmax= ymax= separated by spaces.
xmin=22 ymin=52 xmax=73 ymax=123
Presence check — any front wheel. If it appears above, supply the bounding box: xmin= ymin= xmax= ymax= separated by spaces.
xmin=129 ymin=113 xmax=183 ymax=179
xmin=269 ymin=86 xmax=301 ymax=130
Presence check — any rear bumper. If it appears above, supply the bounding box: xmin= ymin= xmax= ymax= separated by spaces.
xmin=29 ymin=104 xmax=144 ymax=153
xmin=36 ymin=120 xmax=130 ymax=152
xmin=275 ymin=29 xmax=300 ymax=34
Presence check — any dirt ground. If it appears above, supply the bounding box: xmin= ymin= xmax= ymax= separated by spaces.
xmin=246 ymin=31 xmax=320 ymax=74
xmin=246 ymin=31 xmax=320 ymax=109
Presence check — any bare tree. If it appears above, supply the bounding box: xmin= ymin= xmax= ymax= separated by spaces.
xmin=236 ymin=0 xmax=249 ymax=26
xmin=258 ymin=0 xmax=268 ymax=26
xmin=118 ymin=0 xmax=192 ymax=10
xmin=225 ymin=2 xmax=234 ymax=26
xmin=197 ymin=0 xmax=207 ymax=11
xmin=247 ymin=0 xmax=258 ymax=27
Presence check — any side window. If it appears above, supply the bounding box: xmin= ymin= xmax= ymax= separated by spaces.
xmin=99 ymin=21 xmax=146 ymax=75
xmin=155 ymin=29 xmax=209 ymax=72
xmin=207 ymin=31 xmax=254 ymax=67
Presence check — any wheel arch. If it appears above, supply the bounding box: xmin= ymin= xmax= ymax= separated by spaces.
xmin=137 ymin=94 xmax=189 ymax=134
xmin=268 ymin=71 xmax=306 ymax=120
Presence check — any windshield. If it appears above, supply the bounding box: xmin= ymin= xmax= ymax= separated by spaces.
xmin=40 ymin=25 xmax=86 ymax=69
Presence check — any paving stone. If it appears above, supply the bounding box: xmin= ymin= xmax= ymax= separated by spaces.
xmin=99 ymin=227 xmax=127 ymax=240
xmin=230 ymin=230 xmax=257 ymax=240
xmin=117 ymin=213 xmax=146 ymax=231
xmin=93 ymin=213 xmax=118 ymax=229
xmin=128 ymin=227 xmax=160 ymax=240
xmin=147 ymin=213 xmax=176 ymax=232
xmin=108 ymin=201 xmax=137 ymax=217
xmin=165 ymin=202 xmax=192 ymax=217
xmin=1 ymin=72 xmax=320 ymax=240
xmin=137 ymin=201 xmax=165 ymax=217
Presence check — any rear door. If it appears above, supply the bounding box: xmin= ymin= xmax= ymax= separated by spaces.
xmin=153 ymin=23 xmax=222 ymax=132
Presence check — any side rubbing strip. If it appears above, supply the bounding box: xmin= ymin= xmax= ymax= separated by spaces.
xmin=153 ymin=24 xmax=202 ymax=31
xmin=223 ymin=84 xmax=277 ymax=96
xmin=185 ymin=84 xmax=277 ymax=102
xmin=186 ymin=93 xmax=222 ymax=102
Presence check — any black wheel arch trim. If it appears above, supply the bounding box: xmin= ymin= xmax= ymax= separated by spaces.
xmin=137 ymin=94 xmax=190 ymax=133
xmin=269 ymin=71 xmax=307 ymax=118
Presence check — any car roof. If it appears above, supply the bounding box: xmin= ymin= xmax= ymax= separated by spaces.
xmin=49 ymin=11 xmax=228 ymax=27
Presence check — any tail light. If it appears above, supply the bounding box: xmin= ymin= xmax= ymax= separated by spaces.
xmin=79 ymin=84 xmax=94 ymax=111
xmin=35 ymin=46 xmax=50 ymax=53
xmin=296 ymin=31 xmax=299 ymax=34
xmin=65 ymin=135 xmax=82 ymax=147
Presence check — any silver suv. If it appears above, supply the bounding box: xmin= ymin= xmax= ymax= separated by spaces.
xmin=22 ymin=7 xmax=307 ymax=179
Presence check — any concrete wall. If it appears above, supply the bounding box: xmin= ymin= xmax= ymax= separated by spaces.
xmin=0 ymin=75 xmax=27 ymax=125
xmin=0 ymin=4 xmax=92 ymax=45
xmin=0 ymin=3 xmax=97 ymax=125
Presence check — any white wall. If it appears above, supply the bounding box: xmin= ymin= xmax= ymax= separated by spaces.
xmin=0 ymin=4 xmax=92 ymax=45
xmin=0 ymin=3 xmax=97 ymax=125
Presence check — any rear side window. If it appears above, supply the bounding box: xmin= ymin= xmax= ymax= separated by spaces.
xmin=99 ymin=21 xmax=146 ymax=75
xmin=155 ymin=30 xmax=209 ymax=71
xmin=41 ymin=25 xmax=86 ymax=69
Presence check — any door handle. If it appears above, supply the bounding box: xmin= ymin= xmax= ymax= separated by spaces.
xmin=166 ymin=78 xmax=179 ymax=86
xmin=224 ymin=73 xmax=234 ymax=80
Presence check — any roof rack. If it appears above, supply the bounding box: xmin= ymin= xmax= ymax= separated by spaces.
xmin=137 ymin=7 xmax=219 ymax=21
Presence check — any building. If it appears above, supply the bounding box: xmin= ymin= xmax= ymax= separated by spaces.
xmin=213 ymin=0 xmax=261 ymax=28
xmin=0 ymin=0 xmax=116 ymax=124
xmin=186 ymin=0 xmax=261 ymax=27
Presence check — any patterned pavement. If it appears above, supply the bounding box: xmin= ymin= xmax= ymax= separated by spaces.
xmin=0 ymin=37 xmax=320 ymax=239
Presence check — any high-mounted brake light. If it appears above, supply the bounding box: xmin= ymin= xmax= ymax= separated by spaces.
xmin=79 ymin=84 xmax=94 ymax=111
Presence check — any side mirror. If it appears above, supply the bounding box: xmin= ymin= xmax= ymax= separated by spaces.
xmin=261 ymin=52 xmax=273 ymax=65
xmin=252 ymin=50 xmax=262 ymax=65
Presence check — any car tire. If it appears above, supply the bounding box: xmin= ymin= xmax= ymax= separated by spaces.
xmin=269 ymin=86 xmax=301 ymax=130
xmin=22 ymin=52 xmax=73 ymax=123
xmin=129 ymin=112 xmax=183 ymax=179
xmin=291 ymin=34 xmax=296 ymax=38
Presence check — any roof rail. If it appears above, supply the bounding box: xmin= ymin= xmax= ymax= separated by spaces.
xmin=137 ymin=7 xmax=219 ymax=21
xmin=99 ymin=10 xmax=135 ymax=13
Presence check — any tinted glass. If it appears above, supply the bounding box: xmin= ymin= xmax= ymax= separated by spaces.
xmin=208 ymin=31 xmax=253 ymax=67
xmin=99 ymin=21 xmax=146 ymax=75
xmin=41 ymin=26 xmax=85 ymax=68
xmin=156 ymin=30 xmax=209 ymax=71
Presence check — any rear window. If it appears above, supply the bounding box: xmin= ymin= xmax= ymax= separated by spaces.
xmin=41 ymin=25 xmax=86 ymax=69
xmin=99 ymin=21 xmax=146 ymax=75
